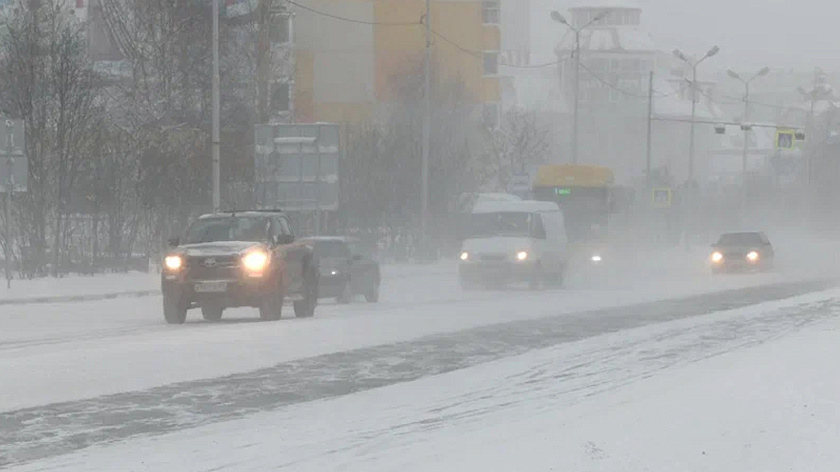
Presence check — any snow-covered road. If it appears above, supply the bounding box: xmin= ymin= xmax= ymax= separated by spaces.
xmin=6 ymin=285 xmax=840 ymax=471
xmin=1 ymin=256 xmax=828 ymax=412
xmin=2 ymin=242 xmax=839 ymax=470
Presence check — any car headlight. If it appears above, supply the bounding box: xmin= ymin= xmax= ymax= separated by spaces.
xmin=460 ymin=251 xmax=470 ymax=261
xmin=242 ymin=250 xmax=269 ymax=271
xmin=516 ymin=251 xmax=529 ymax=261
xmin=164 ymin=255 xmax=183 ymax=271
xmin=747 ymin=251 xmax=759 ymax=262
xmin=711 ymin=251 xmax=724 ymax=263
xmin=591 ymin=254 xmax=602 ymax=263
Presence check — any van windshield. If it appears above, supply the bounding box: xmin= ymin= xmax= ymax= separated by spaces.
xmin=468 ymin=212 xmax=532 ymax=238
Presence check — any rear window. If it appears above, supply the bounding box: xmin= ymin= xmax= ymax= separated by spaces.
xmin=718 ymin=233 xmax=763 ymax=246
xmin=312 ymin=240 xmax=349 ymax=258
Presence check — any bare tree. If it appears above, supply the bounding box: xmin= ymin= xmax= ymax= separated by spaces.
xmin=341 ymin=60 xmax=492 ymax=249
xmin=486 ymin=108 xmax=550 ymax=191
xmin=0 ymin=0 xmax=103 ymax=276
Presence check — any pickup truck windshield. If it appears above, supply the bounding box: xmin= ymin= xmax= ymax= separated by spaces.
xmin=184 ymin=217 xmax=270 ymax=244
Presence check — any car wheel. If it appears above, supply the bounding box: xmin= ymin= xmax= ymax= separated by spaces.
xmin=365 ymin=280 xmax=380 ymax=303
xmin=337 ymin=279 xmax=352 ymax=304
xmin=459 ymin=277 xmax=479 ymax=291
xmin=201 ymin=304 xmax=224 ymax=322
xmin=163 ymin=294 xmax=188 ymax=325
xmin=295 ymin=272 xmax=317 ymax=318
xmin=528 ymin=264 xmax=543 ymax=290
xmin=259 ymin=288 xmax=284 ymax=321
xmin=544 ymin=271 xmax=564 ymax=288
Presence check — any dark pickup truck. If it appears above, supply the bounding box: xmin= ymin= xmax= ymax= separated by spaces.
xmin=160 ymin=211 xmax=319 ymax=324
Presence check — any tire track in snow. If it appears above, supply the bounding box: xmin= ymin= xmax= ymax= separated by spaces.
xmin=0 ymin=279 xmax=835 ymax=467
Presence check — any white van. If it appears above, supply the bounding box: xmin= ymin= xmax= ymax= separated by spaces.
xmin=458 ymin=200 xmax=569 ymax=289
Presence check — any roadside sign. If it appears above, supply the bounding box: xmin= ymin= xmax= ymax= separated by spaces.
xmin=652 ymin=187 xmax=672 ymax=207
xmin=507 ymin=173 xmax=531 ymax=196
xmin=776 ymin=129 xmax=795 ymax=150
xmin=0 ymin=118 xmax=26 ymax=192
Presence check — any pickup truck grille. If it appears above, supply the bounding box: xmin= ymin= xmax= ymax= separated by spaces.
xmin=187 ymin=255 xmax=240 ymax=280
xmin=479 ymin=254 xmax=507 ymax=262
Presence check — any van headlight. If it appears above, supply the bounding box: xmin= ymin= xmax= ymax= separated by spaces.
xmin=746 ymin=251 xmax=759 ymax=262
xmin=711 ymin=251 xmax=724 ymax=263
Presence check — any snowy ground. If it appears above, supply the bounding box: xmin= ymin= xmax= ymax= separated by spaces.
xmin=0 ymin=261 xmax=453 ymax=304
xmin=2 ymin=237 xmax=840 ymax=469
xmin=6 ymin=287 xmax=840 ymax=471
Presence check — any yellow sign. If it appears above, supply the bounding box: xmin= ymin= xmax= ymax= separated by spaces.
xmin=652 ymin=187 xmax=672 ymax=207
xmin=776 ymin=129 xmax=795 ymax=149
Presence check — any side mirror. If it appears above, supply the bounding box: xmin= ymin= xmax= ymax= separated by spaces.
xmin=167 ymin=237 xmax=180 ymax=248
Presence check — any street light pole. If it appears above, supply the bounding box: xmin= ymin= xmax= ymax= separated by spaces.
xmin=212 ymin=0 xmax=221 ymax=214
xmin=689 ymin=64 xmax=697 ymax=182
xmin=673 ymin=46 xmax=719 ymax=183
xmin=421 ymin=0 xmax=431 ymax=256
xmin=727 ymin=67 xmax=770 ymax=179
xmin=4 ymin=120 xmax=13 ymax=289
xmin=550 ymin=10 xmax=608 ymax=166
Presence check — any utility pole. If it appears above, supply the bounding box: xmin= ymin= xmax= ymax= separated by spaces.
xmin=420 ymin=0 xmax=431 ymax=255
xmin=550 ymin=10 xmax=607 ymax=165
xmin=256 ymin=0 xmax=273 ymax=124
xmin=645 ymin=70 xmax=653 ymax=186
xmin=212 ymin=0 xmax=221 ymax=213
xmin=571 ymin=29 xmax=581 ymax=165
xmin=4 ymin=120 xmax=13 ymax=288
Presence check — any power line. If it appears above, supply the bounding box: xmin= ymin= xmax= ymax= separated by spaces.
xmin=284 ymin=5 xmax=675 ymax=101
xmin=286 ymin=0 xmax=420 ymax=26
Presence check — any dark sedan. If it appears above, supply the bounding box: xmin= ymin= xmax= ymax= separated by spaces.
xmin=300 ymin=237 xmax=381 ymax=304
xmin=710 ymin=231 xmax=775 ymax=274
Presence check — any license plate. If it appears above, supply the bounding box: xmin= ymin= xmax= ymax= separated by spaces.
xmin=194 ymin=281 xmax=227 ymax=293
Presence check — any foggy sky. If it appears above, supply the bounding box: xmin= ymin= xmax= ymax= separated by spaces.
xmin=532 ymin=0 xmax=840 ymax=73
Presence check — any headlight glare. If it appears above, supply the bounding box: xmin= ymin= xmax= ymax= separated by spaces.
xmin=747 ymin=251 xmax=759 ymax=262
xmin=242 ymin=251 xmax=269 ymax=271
xmin=460 ymin=251 xmax=470 ymax=261
xmin=516 ymin=251 xmax=529 ymax=261
xmin=164 ymin=255 xmax=183 ymax=271
xmin=711 ymin=252 xmax=724 ymax=263
xmin=591 ymin=254 xmax=602 ymax=262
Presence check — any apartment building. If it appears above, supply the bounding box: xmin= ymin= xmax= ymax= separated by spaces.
xmin=291 ymin=0 xmax=501 ymax=124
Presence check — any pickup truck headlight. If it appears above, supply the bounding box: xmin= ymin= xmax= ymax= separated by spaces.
xmin=242 ymin=250 xmax=269 ymax=271
xmin=164 ymin=255 xmax=183 ymax=271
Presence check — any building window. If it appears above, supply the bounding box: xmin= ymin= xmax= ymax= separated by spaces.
xmin=483 ymin=52 xmax=498 ymax=75
xmin=270 ymin=82 xmax=290 ymax=114
xmin=269 ymin=15 xmax=291 ymax=44
xmin=482 ymin=1 xmax=500 ymax=24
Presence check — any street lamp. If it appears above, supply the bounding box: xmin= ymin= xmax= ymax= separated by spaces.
xmin=673 ymin=45 xmax=720 ymax=183
xmin=551 ymin=9 xmax=609 ymax=165
xmin=727 ymin=67 xmax=770 ymax=178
